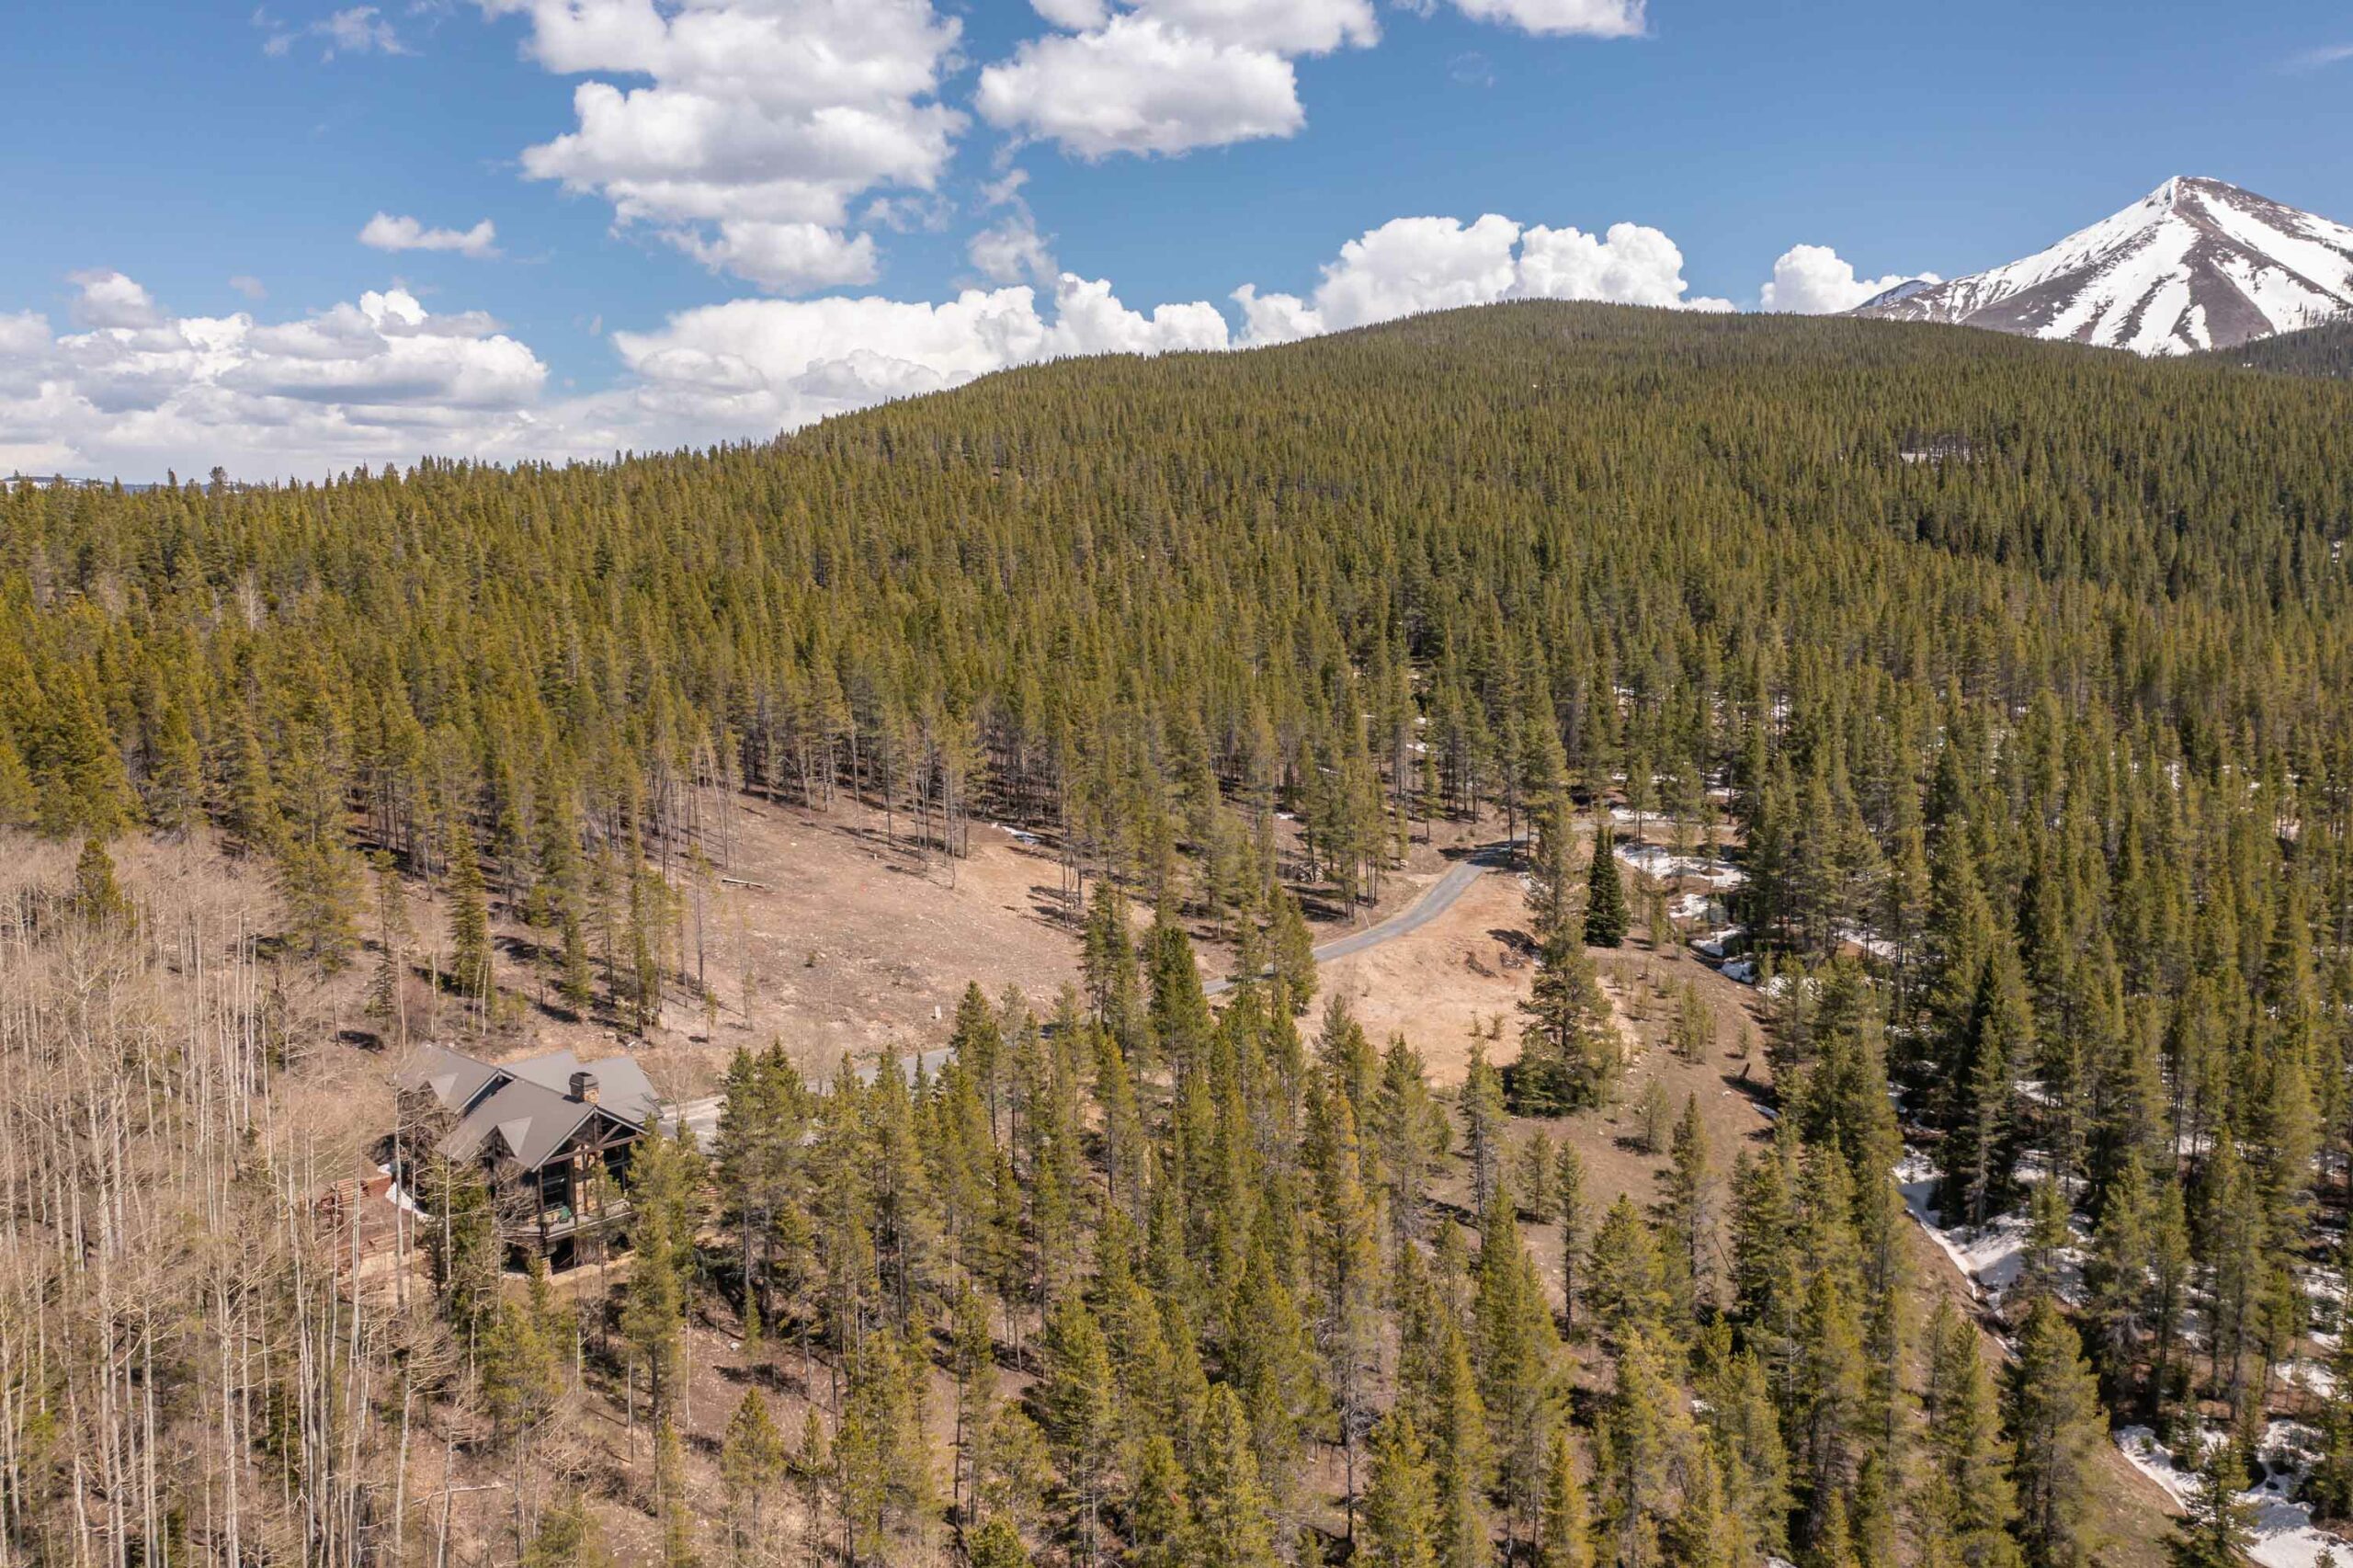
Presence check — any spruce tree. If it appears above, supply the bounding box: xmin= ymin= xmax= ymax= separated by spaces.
xmin=71 ymin=835 xmax=131 ymax=929
xmin=1187 ymin=1386 xmax=1281 ymax=1568
xmin=1474 ymin=1188 xmax=1561 ymax=1550
xmin=365 ymin=848 xmax=412 ymax=1046
xmin=1461 ymin=1039 xmax=1506 ymax=1218
xmin=719 ymin=1390 xmax=787 ymax=1567
xmin=1362 ymin=1409 xmax=1441 ymax=1568
xmin=2006 ymin=1296 xmax=2105 ymax=1568
xmin=1921 ymin=1301 xmax=2022 ymax=1568
xmin=1270 ymin=886 xmax=1319 ymax=1017
xmin=447 ymin=814 xmax=495 ymax=1024
xmin=1537 ymin=1426 xmax=1594 ymax=1568
xmin=1040 ymin=1293 xmax=1119 ymax=1564
xmin=2165 ymin=1439 xmax=2256 ymax=1568
xmin=1585 ymin=820 xmax=1629 ymax=949
xmin=966 ymin=1514 xmax=1030 ymax=1568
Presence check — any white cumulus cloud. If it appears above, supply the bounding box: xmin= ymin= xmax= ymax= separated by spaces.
xmin=1758 ymin=244 xmax=1934 ymax=314
xmin=1233 ymin=211 xmax=1731 ymax=343
xmin=603 ymin=272 xmax=1228 ymax=439
xmin=0 ymin=273 xmax=550 ymax=481
xmin=672 ymin=222 xmax=880 ymax=292
xmin=968 ymin=216 xmax=1057 ymax=285
xmin=358 ymin=212 xmax=501 ymax=257
xmin=978 ymin=15 xmax=1305 ymax=158
xmin=1449 ymin=0 xmax=1644 ymax=36
xmin=484 ymin=0 xmax=962 ymax=292
xmin=68 ymin=270 xmax=163 ymax=329
xmin=977 ymin=0 xmax=1377 ymax=160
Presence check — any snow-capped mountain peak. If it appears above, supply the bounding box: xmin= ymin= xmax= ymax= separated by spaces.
xmin=1849 ymin=176 xmax=2353 ymax=356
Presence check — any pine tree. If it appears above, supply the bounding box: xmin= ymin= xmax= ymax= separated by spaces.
xmin=1362 ymin=1409 xmax=1441 ymax=1568
xmin=1940 ymin=940 xmax=2031 ymax=1230
xmin=1922 ymin=1300 xmax=2022 ymax=1568
xmin=966 ymin=1514 xmax=1030 ymax=1568
xmin=1271 ymin=886 xmax=1319 ymax=1017
xmin=1797 ymin=1266 xmax=1868 ymax=1546
xmin=447 ymin=814 xmax=495 ymax=1024
xmin=1555 ymin=1141 xmax=1588 ymax=1324
xmin=2165 ymin=1439 xmax=2256 ymax=1568
xmin=1592 ymin=1193 xmax=1677 ymax=1351
xmin=622 ymin=1124 xmax=699 ymax=1424
xmin=2006 ymin=1296 xmax=2105 ymax=1568
xmin=1526 ymin=790 xmax=1581 ymax=939
xmin=1537 ymin=1426 xmax=1594 ymax=1568
xmin=654 ymin=1418 xmax=700 ymax=1568
xmin=1657 ymin=1094 xmax=1712 ymax=1313
xmin=835 ymin=1330 xmax=932 ymax=1567
xmin=1693 ymin=1324 xmax=1791 ymax=1563
xmin=1518 ymin=919 xmax=1611 ymax=1112
xmin=2020 ymin=1178 xmax=2072 ymax=1302
xmin=1461 ymin=1039 xmax=1506 ymax=1218
xmin=1187 ymin=1385 xmax=1281 ymax=1568
xmin=1585 ymin=819 xmax=1629 ymax=948
xmin=0 ymin=727 xmax=36 ymax=831
xmin=1474 ymin=1189 xmax=1561 ymax=1550
xmin=793 ymin=1409 xmax=832 ymax=1568
xmin=1373 ymin=1033 xmax=1449 ymax=1249
xmin=1040 ymin=1293 xmax=1119 ymax=1565
xmin=1127 ymin=1435 xmax=1194 ymax=1568
xmin=1307 ymin=1083 xmax=1383 ymax=1535
xmin=2083 ymin=1153 xmax=2150 ymax=1408
xmin=365 ymin=849 xmax=412 ymax=1046
xmin=71 ymin=835 xmax=132 ymax=929
xmin=525 ymin=1494 xmax=615 ymax=1568
xmin=719 ymin=1390 xmax=788 ymax=1567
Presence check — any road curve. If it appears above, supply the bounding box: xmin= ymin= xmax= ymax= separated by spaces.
xmin=671 ymin=846 xmax=1510 ymax=1135
xmin=1204 ymin=844 xmax=1512 ymax=997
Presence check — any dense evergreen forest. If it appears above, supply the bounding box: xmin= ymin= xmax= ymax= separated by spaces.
xmin=9 ymin=301 xmax=2353 ymax=1568
xmin=2209 ymin=315 xmax=2353 ymax=381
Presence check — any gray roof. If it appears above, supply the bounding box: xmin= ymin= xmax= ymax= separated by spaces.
xmin=399 ymin=1045 xmax=661 ymax=1173
xmin=395 ymin=1043 xmax=511 ymax=1118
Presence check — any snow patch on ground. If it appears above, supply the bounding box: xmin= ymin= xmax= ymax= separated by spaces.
xmin=1893 ymin=1150 xmax=2085 ymax=1309
xmin=2116 ymin=1423 xmax=2347 ymax=1568
xmin=1614 ymin=841 xmax=1745 ymax=890
xmin=1693 ymin=924 xmax=1745 ymax=960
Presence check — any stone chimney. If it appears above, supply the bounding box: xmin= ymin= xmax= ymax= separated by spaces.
xmin=570 ymin=1070 xmax=599 ymax=1106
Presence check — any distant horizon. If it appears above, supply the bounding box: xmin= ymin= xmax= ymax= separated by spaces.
xmin=6 ymin=273 xmax=2344 ymax=489
xmin=3 ymin=0 xmax=2348 ymax=479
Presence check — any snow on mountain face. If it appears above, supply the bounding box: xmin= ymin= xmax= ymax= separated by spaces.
xmin=1850 ymin=177 xmax=2353 ymax=356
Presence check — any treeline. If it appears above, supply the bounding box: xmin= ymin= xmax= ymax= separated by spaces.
xmin=2206 ymin=315 xmax=2353 ymax=381
xmin=6 ymin=304 xmax=2353 ymax=989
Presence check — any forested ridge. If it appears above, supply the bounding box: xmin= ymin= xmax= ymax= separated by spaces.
xmin=8 ymin=301 xmax=2353 ymax=1568
xmin=2208 ymin=315 xmax=2353 ymax=382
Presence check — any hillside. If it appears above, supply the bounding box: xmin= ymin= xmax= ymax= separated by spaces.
xmin=2209 ymin=312 xmax=2353 ymax=380
xmin=8 ymin=301 xmax=2353 ymax=1568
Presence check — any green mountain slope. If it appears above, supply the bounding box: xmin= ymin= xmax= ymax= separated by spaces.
xmin=7 ymin=300 xmax=2353 ymax=1568
xmin=2202 ymin=311 xmax=2353 ymax=380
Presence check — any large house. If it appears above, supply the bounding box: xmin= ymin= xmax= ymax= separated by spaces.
xmin=395 ymin=1043 xmax=663 ymax=1267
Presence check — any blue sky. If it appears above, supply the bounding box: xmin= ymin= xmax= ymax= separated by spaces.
xmin=2 ymin=0 xmax=2347 ymax=480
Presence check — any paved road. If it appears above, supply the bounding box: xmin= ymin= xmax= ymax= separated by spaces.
xmin=1205 ymin=844 xmax=1511 ymax=996
xmin=670 ymin=846 xmax=1508 ymax=1132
